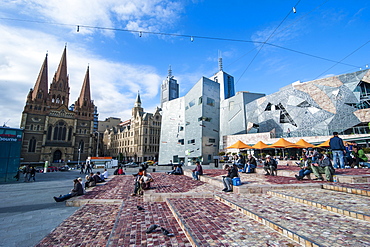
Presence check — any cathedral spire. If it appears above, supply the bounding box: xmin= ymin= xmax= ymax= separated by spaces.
xmin=31 ymin=53 xmax=48 ymax=100
xmin=135 ymin=91 xmax=142 ymax=107
xmin=54 ymin=45 xmax=68 ymax=84
xmin=77 ymin=66 xmax=91 ymax=107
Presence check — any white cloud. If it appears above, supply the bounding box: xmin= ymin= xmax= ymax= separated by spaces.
xmin=0 ymin=23 xmax=162 ymax=128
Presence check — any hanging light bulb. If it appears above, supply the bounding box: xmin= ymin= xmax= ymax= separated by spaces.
xmin=190 ymin=36 xmax=194 ymax=42
xmin=139 ymin=31 xmax=142 ymax=37
xmin=77 ymin=25 xmax=80 ymax=32
xmin=292 ymin=7 xmax=296 ymax=13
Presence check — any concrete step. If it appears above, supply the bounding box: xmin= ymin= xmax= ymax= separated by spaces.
xmin=215 ymin=193 xmax=370 ymax=247
xmin=267 ymin=188 xmax=370 ymax=222
xmin=323 ymin=184 xmax=370 ymax=196
xmin=166 ymin=198 xmax=300 ymax=247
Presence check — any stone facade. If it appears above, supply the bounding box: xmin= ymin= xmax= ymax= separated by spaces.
xmin=103 ymin=93 xmax=161 ymax=163
xmin=20 ymin=47 xmax=95 ymax=164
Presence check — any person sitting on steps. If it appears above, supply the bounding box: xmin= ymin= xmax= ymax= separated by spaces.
xmin=192 ymin=161 xmax=203 ymax=180
xmin=54 ymin=178 xmax=84 ymax=202
xmin=263 ymin=155 xmax=277 ymax=176
xmin=295 ymin=155 xmax=312 ymax=180
xmin=311 ymin=153 xmax=335 ymax=182
xmin=222 ymin=164 xmax=238 ymax=192
xmin=245 ymin=154 xmax=257 ymax=173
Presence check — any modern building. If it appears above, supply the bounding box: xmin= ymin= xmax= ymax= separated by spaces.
xmin=0 ymin=126 xmax=23 ymax=182
xmin=20 ymin=47 xmax=95 ymax=164
xmin=160 ymin=66 xmax=179 ymax=108
xmin=103 ymin=93 xmax=162 ymax=163
xmin=159 ymin=62 xmax=370 ymax=161
xmin=159 ymin=76 xmax=221 ymax=165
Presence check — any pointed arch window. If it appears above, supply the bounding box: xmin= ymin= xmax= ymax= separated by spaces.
xmin=79 ymin=140 xmax=84 ymax=153
xmin=28 ymin=137 xmax=36 ymax=152
xmin=53 ymin=121 xmax=67 ymax=140
xmin=68 ymin=127 xmax=73 ymax=141
xmin=47 ymin=125 xmax=52 ymax=140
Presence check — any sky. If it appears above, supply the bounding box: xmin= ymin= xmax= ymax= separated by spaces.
xmin=1 ymin=0 xmax=370 ymax=128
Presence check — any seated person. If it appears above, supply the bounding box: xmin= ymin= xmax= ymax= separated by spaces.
xmin=263 ymin=155 xmax=277 ymax=176
xmin=131 ymin=169 xmax=144 ymax=196
xmin=54 ymin=178 xmax=84 ymax=202
xmin=167 ymin=165 xmax=183 ymax=175
xmin=192 ymin=161 xmax=203 ymax=180
xmin=94 ymin=172 xmax=104 ymax=183
xmin=244 ymin=154 xmax=257 ymax=173
xmin=132 ymin=170 xmax=153 ymax=196
xmin=351 ymin=146 xmax=368 ymax=168
xmin=295 ymin=155 xmax=312 ymax=180
xmin=101 ymin=169 xmax=109 ymax=180
xmin=222 ymin=164 xmax=238 ymax=192
xmin=235 ymin=155 xmax=245 ymax=169
xmin=85 ymin=173 xmax=96 ymax=188
xmin=311 ymin=153 xmax=335 ymax=182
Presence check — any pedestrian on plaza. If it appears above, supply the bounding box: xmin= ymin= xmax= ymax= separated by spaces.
xmin=80 ymin=162 xmax=85 ymax=174
xmin=23 ymin=164 xmax=30 ymax=182
xmin=101 ymin=168 xmax=109 ymax=180
xmin=351 ymin=146 xmax=368 ymax=168
xmin=222 ymin=164 xmax=238 ymax=192
xmin=243 ymin=154 xmax=257 ymax=173
xmin=311 ymin=153 xmax=335 ymax=182
xmin=192 ymin=161 xmax=203 ymax=180
xmin=295 ymin=155 xmax=312 ymax=180
xmin=263 ymin=155 xmax=277 ymax=176
xmin=85 ymin=161 xmax=92 ymax=174
xmin=28 ymin=166 xmax=36 ymax=182
xmin=53 ymin=178 xmax=84 ymax=202
xmin=329 ymin=132 xmax=346 ymax=169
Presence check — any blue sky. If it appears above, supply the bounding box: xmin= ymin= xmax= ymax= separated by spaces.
xmin=1 ymin=0 xmax=369 ymax=128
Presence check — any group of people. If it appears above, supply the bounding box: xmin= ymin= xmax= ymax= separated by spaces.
xmin=79 ymin=162 xmax=93 ymax=174
xmin=15 ymin=165 xmax=37 ymax=182
xmin=53 ymin=169 xmax=108 ymax=202
xmin=234 ymin=154 xmax=258 ymax=174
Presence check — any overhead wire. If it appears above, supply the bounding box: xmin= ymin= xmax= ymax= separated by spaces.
xmin=0 ymin=16 xmax=362 ymax=70
xmin=315 ymin=39 xmax=370 ymax=79
xmin=235 ymin=0 xmax=302 ymax=85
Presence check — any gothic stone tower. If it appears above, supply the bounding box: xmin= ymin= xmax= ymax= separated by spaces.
xmin=20 ymin=46 xmax=95 ymax=164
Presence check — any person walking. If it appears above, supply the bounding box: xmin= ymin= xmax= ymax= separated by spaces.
xmin=329 ymin=132 xmax=346 ymax=169
xmin=80 ymin=163 xmax=85 ymax=174
xmin=28 ymin=166 xmax=36 ymax=182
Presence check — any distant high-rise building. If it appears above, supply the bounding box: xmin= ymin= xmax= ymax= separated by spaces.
xmin=160 ymin=66 xmax=179 ymax=107
xmin=209 ymin=58 xmax=235 ymax=100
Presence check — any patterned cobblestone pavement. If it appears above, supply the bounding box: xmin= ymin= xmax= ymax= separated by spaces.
xmin=108 ymin=197 xmax=191 ymax=247
xmin=268 ymin=188 xmax=370 ymax=218
xmin=37 ymin=169 xmax=370 ymax=247
xmin=168 ymin=198 xmax=300 ymax=247
xmin=218 ymin=193 xmax=370 ymax=247
xmin=36 ymin=204 xmax=120 ymax=247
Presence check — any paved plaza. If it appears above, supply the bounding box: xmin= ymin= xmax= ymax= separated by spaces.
xmin=1 ymin=165 xmax=370 ymax=246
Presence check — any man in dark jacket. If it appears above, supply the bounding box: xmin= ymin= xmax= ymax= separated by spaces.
xmin=329 ymin=132 xmax=346 ymax=169
xmin=263 ymin=155 xmax=277 ymax=176
xmin=222 ymin=164 xmax=238 ymax=192
xmin=54 ymin=178 xmax=84 ymax=202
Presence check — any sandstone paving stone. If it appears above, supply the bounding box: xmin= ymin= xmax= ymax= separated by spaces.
xmin=36 ymin=204 xmax=120 ymax=247
xmin=269 ymin=188 xmax=370 ymax=216
xmin=168 ymin=198 xmax=300 ymax=247
xmin=218 ymin=193 xmax=370 ymax=247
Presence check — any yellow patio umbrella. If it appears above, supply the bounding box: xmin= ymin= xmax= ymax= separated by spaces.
xmin=295 ymin=139 xmax=315 ymax=148
xmin=226 ymin=140 xmax=253 ymax=149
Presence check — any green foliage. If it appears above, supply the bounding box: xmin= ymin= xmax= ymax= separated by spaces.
xmin=219 ymin=151 xmax=225 ymax=156
xmin=362 ymin=147 xmax=370 ymax=154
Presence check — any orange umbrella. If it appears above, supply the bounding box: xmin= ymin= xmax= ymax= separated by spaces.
xmin=295 ymin=139 xmax=315 ymax=148
xmin=269 ymin=138 xmax=296 ymax=148
xmin=251 ymin=141 xmax=270 ymax=149
xmin=226 ymin=140 xmax=252 ymax=149
xmin=315 ymin=139 xmax=330 ymax=148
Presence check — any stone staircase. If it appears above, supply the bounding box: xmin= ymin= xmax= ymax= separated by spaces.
xmin=41 ymin=172 xmax=370 ymax=247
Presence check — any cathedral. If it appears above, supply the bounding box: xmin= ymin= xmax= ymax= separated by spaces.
xmin=20 ymin=46 xmax=95 ymax=164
